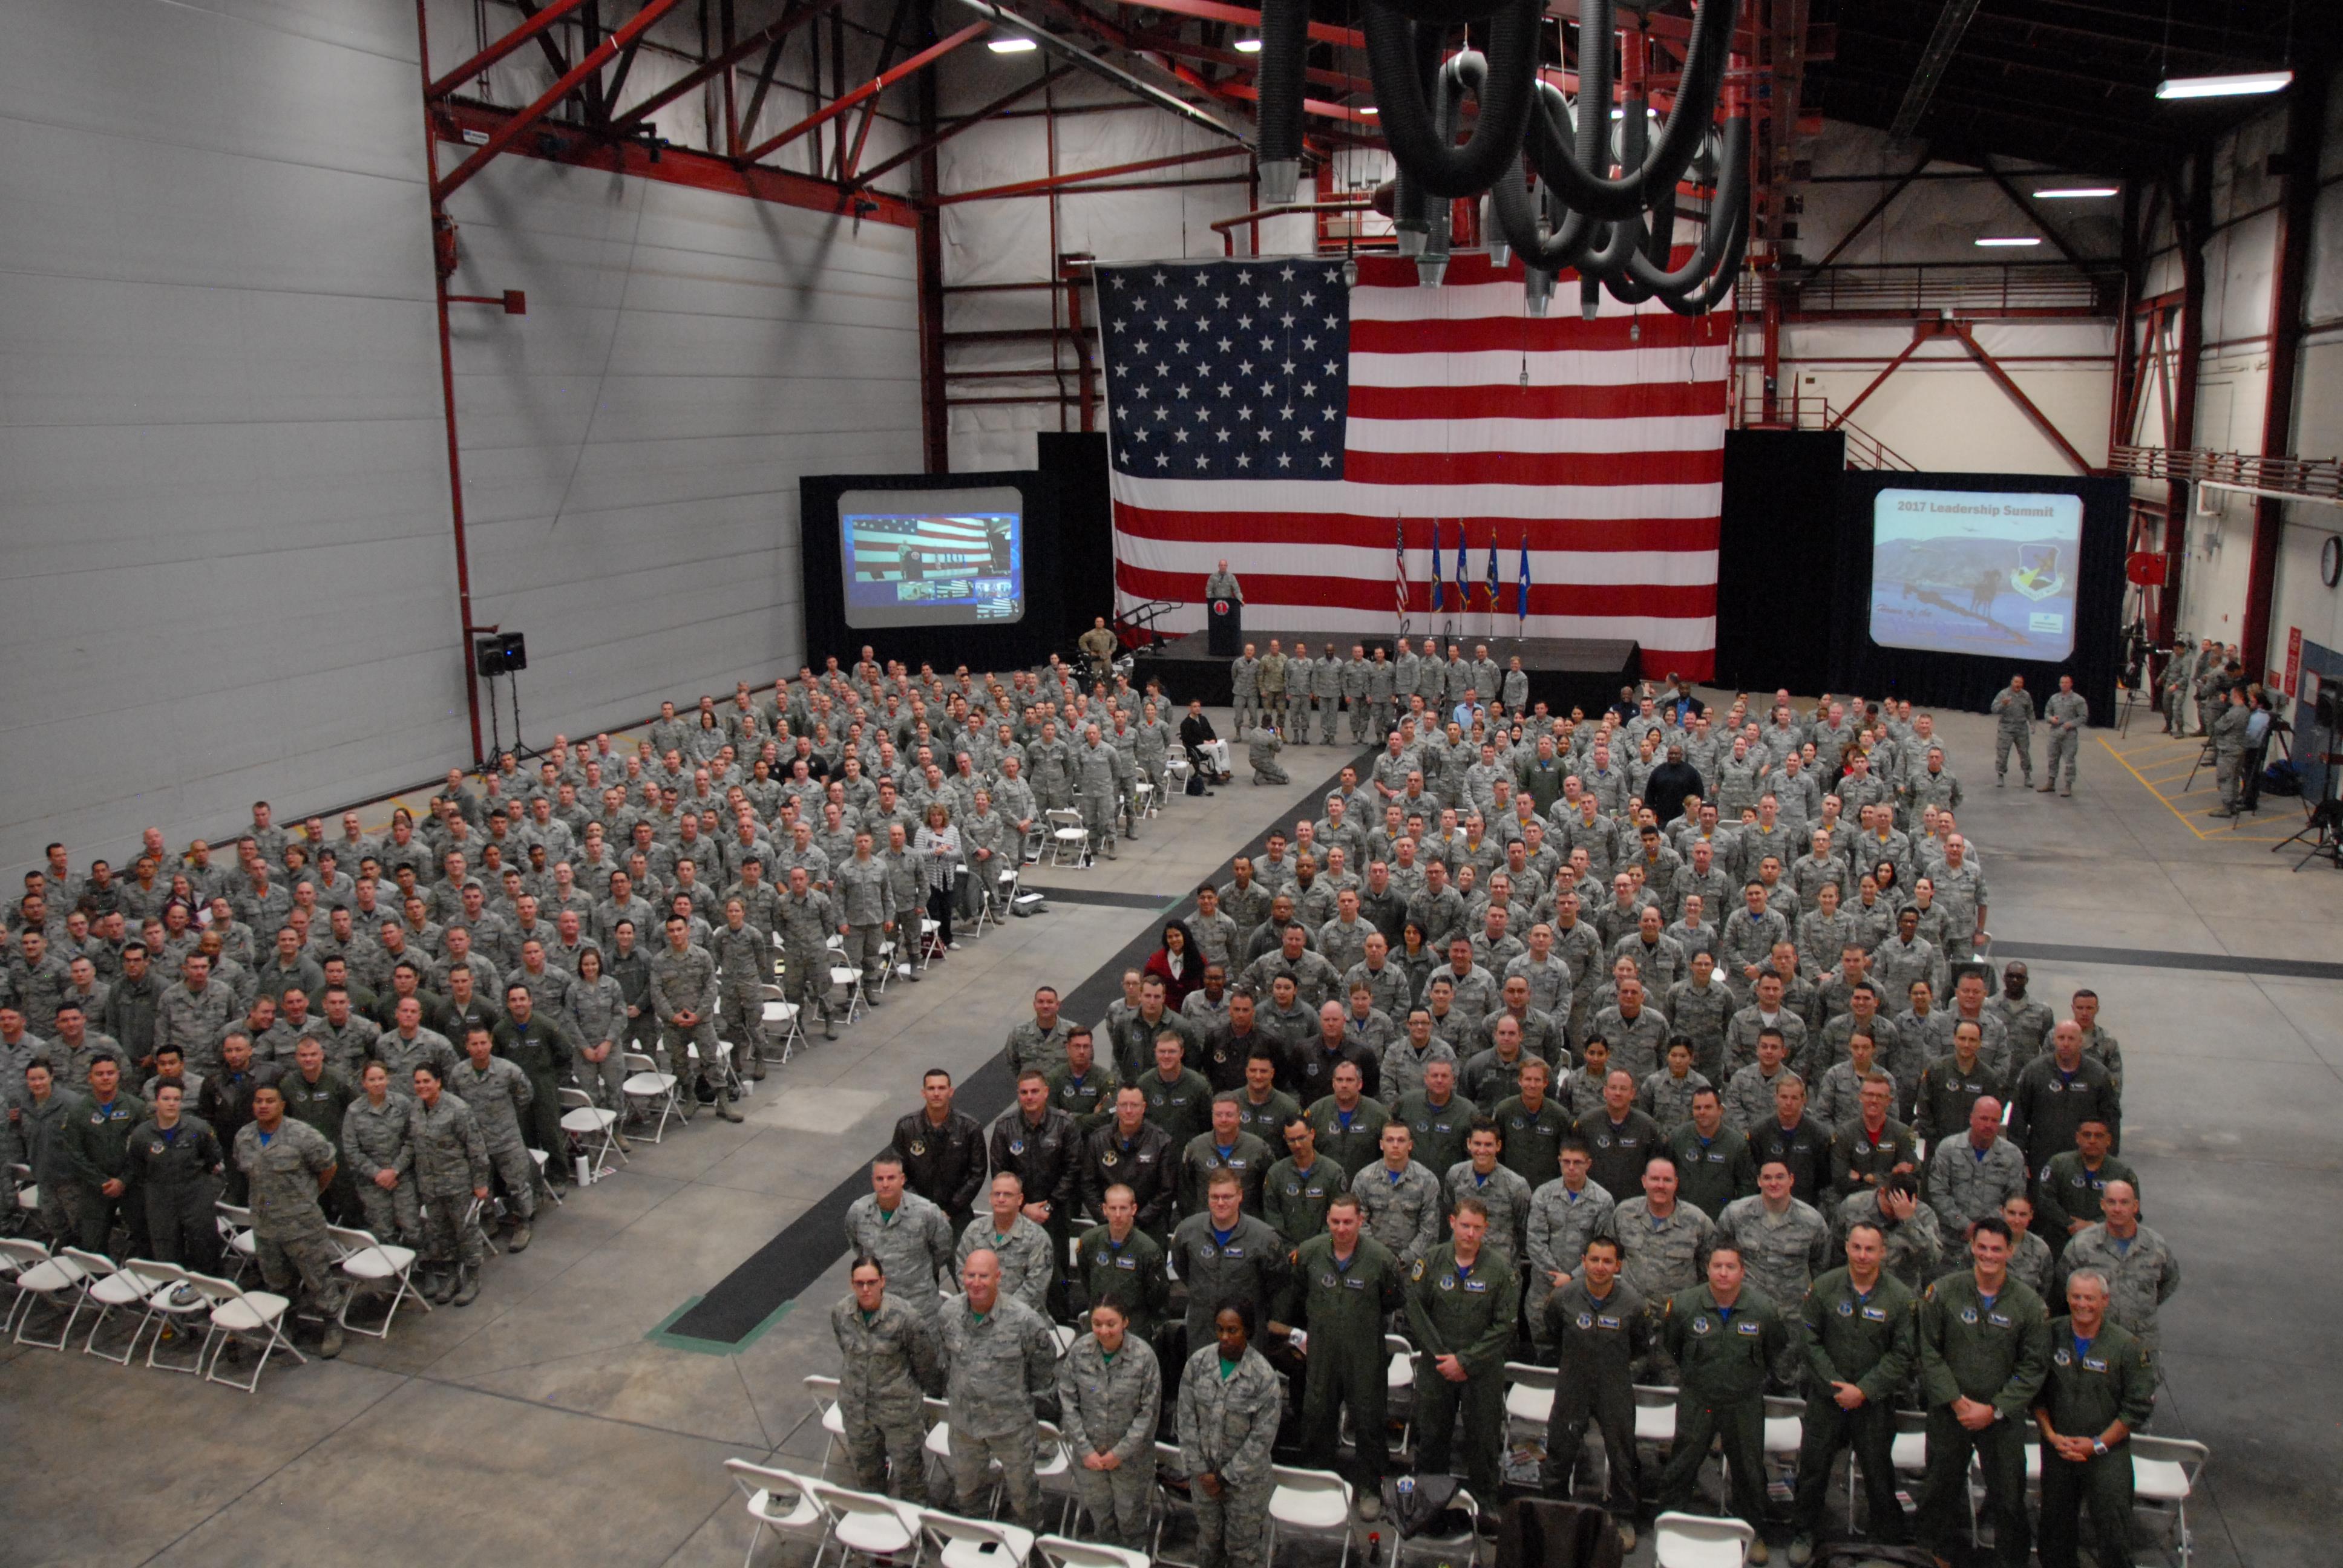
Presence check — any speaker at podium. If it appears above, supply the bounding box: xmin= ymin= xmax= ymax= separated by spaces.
xmin=1207 ymin=595 xmax=1243 ymax=658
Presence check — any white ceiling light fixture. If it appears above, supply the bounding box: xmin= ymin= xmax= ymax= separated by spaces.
xmin=1233 ymin=36 xmax=1262 ymax=53
xmin=987 ymin=33 xmax=1038 ymax=52
xmin=2034 ymin=186 xmax=2118 ymax=199
xmin=1975 ymin=235 xmax=2042 ymax=247
xmin=2155 ymin=70 xmax=2293 ymax=100
xmin=1358 ymin=104 xmax=1378 ymax=116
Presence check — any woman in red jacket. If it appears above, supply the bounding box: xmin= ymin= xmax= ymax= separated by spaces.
xmin=1143 ymin=918 xmax=1204 ymax=1011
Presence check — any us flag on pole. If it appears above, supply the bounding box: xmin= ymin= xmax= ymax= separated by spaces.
xmin=1097 ymin=252 xmax=1730 ymax=677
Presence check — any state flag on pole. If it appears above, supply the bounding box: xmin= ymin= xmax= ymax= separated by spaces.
xmin=1394 ymin=518 xmax=1411 ymax=632
xmin=1518 ymin=532 xmax=1532 ymax=626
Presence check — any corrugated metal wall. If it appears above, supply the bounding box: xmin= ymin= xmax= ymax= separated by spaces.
xmin=0 ymin=0 xmax=467 ymax=884
xmin=441 ymin=152 xmax=922 ymax=740
xmin=0 ymin=0 xmax=925 ymax=884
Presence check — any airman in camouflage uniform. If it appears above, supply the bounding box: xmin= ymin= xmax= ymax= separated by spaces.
xmin=1177 ymin=1318 xmax=1284 ymax=1568
xmin=938 ymin=1251 xmax=1058 ymax=1526
xmin=844 ymin=1158 xmax=957 ymax=1321
xmin=232 ymin=1085 xmax=347 ymax=1351
xmin=831 ymin=1256 xmax=943 ymax=1502
xmin=776 ymin=871 xmax=842 ymax=1041
xmin=1058 ymin=1307 xmax=1162 ymax=1549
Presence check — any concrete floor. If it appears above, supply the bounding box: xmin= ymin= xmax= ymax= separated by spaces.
xmin=5 ymin=699 xmax=2339 ymax=1567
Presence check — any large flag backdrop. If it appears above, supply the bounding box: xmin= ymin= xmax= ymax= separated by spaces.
xmin=1096 ymin=252 xmax=1731 ymax=678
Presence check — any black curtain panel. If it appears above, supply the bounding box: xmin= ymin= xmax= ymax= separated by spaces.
xmin=1827 ymin=471 xmax=2129 ymax=719
xmin=1716 ymin=430 xmax=1847 ymax=697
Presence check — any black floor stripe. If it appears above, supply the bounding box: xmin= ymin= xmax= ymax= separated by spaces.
xmin=661 ymin=753 xmax=1374 ymax=1347
xmin=1996 ymin=942 xmax=2343 ymax=982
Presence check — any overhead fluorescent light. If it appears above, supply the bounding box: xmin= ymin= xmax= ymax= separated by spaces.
xmin=2156 ymin=70 xmax=2292 ymax=100
xmin=2034 ymin=186 xmax=2117 ymax=199
xmin=1975 ymin=236 xmax=2042 ymax=247
xmin=987 ymin=34 xmax=1038 ymax=52
xmin=1357 ymin=105 xmax=1378 ymax=116
xmin=1233 ymin=36 xmax=1262 ymax=53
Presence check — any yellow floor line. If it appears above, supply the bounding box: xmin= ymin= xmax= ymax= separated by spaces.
xmin=2097 ymin=734 xmax=2221 ymax=840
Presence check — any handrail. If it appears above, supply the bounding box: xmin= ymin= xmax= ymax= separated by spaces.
xmin=2109 ymin=444 xmax=2343 ymax=506
xmin=1734 ymin=392 xmax=1916 ymax=471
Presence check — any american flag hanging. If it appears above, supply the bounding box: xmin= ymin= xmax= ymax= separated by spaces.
xmin=1097 ymin=253 xmax=1729 ymax=677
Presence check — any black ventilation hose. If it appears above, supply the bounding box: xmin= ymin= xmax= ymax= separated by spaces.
xmin=1620 ymin=114 xmax=1749 ymax=296
xmin=1486 ymin=144 xmax=1599 ymax=272
xmin=1254 ymin=0 xmax=1311 ymax=204
xmin=1533 ymin=0 xmax=1738 ymax=222
xmin=1388 ymin=21 xmax=1441 ymax=251
xmin=1656 ymin=189 xmax=1748 ymax=315
xmin=1364 ymin=0 xmax=1542 ymax=200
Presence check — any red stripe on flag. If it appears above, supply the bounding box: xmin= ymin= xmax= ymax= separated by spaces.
xmin=1351 ymin=315 xmax=1722 ymax=355
xmin=1344 ymin=448 xmax=1725 ymax=487
xmin=1348 ymin=382 xmax=1728 ymax=420
xmin=1113 ymin=505 xmax=1720 ymax=554
xmin=1116 ymin=562 xmax=1717 ymax=620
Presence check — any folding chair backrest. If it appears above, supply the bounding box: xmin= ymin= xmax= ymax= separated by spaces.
xmin=559 ymin=1086 xmax=593 ymax=1109
xmin=622 ymin=1051 xmax=658 ymax=1074
xmin=1038 ymin=1537 xmax=1149 ymax=1568
xmin=60 ymin=1246 xmax=117 ymax=1280
xmin=184 ymin=1270 xmax=245 ymax=1308
xmin=130 ymin=1258 xmax=189 ymax=1293
xmin=804 ymin=1371 xmax=842 ymax=1410
xmin=726 ymin=1457 xmax=813 ymax=1501
xmin=1506 ymin=1359 xmax=1556 ymax=1390
xmin=813 ymin=1480 xmax=916 ymax=1536
xmin=919 ymin=1507 xmax=1016 ymax=1560
xmin=326 ymin=1225 xmax=379 ymax=1253
xmin=0 ymin=1236 xmax=53 ymax=1269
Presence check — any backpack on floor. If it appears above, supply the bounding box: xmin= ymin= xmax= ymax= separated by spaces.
xmin=1186 ymin=771 xmax=1208 ymax=796
xmin=1380 ymin=1474 xmax=1473 ymax=1541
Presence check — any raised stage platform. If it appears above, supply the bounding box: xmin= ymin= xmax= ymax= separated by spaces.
xmin=1137 ymin=629 xmax=1640 ymax=719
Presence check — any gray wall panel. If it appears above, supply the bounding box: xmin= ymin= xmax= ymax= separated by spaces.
xmin=442 ymin=152 xmax=922 ymax=743
xmin=0 ymin=0 xmax=465 ymax=885
xmin=3 ymin=0 xmax=925 ymax=888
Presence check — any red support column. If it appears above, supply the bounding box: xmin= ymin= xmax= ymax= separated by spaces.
xmin=2244 ymin=64 xmax=2327 ymax=682
xmin=2159 ymin=155 xmax=2210 ymax=650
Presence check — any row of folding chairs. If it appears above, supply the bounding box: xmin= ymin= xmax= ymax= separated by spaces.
xmin=1 ymin=1227 xmax=413 ymax=1393
xmin=1496 ymin=1359 xmax=2208 ymax=1566
xmin=729 ymin=1460 xmax=1155 ymax=1568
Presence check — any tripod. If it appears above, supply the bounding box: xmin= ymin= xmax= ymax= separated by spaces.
xmin=2276 ymin=748 xmax=2343 ymax=870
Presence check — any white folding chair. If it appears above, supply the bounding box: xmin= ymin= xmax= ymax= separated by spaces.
xmin=6 ymin=1161 xmax=36 ymax=1230
xmin=621 ymin=1050 xmax=683 ymax=1143
xmin=1036 ymin=1534 xmax=1150 ymax=1568
xmin=805 ymin=1372 xmax=847 ymax=1476
xmin=527 ymin=1146 xmax=565 ymax=1210
xmin=1046 ymin=809 xmax=1088 ymax=867
xmin=127 ymin=1258 xmax=213 ymax=1374
xmin=63 ymin=1247 xmax=158 ymax=1364
xmin=2130 ymin=1434 xmax=2210 ymax=1568
xmin=724 ymin=1459 xmax=829 ymax=1568
xmin=1503 ymin=1359 xmax=1555 ymax=1450
xmin=327 ymin=1224 xmax=428 ymax=1339
xmin=1150 ymin=1440 xmax=1201 ymax=1568
xmin=1634 ymin=1382 xmax=1680 ymax=1448
xmin=1652 ymin=1509 xmax=1754 ymax=1567
xmin=1 ymin=1236 xmax=89 ymax=1349
xmin=1762 ymin=1393 xmax=1805 ymax=1459
xmin=1385 ymin=1333 xmax=1419 ymax=1450
xmin=185 ymin=1269 xmax=306 ymax=1392
xmin=1265 ymin=1464 xmax=1355 ymax=1568
xmin=560 ymin=1085 xmax=624 ymax=1180
xmin=917 ymin=916 xmax=945 ymax=970
xmin=919 ymin=1505 xmax=1035 ymax=1568
xmin=809 ymin=1480 xmax=923 ymax=1564
xmin=831 ymin=958 xmax=867 ymax=1022
xmin=215 ymin=1201 xmax=260 ymax=1281
xmin=761 ymin=985 xmax=805 ymax=1066
xmin=1032 ymin=1420 xmax=1081 ymax=1534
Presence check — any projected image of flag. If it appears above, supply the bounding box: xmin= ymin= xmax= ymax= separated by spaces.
xmin=1095 ymin=253 xmax=1730 ymax=676
xmin=848 ymin=513 xmax=1011 ymax=586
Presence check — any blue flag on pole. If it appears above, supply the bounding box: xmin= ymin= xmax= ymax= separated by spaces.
xmin=1452 ymin=521 xmax=1468 ymax=618
xmin=1429 ymin=522 xmax=1443 ymax=616
xmin=1486 ymin=532 xmax=1499 ymax=615
xmin=1518 ymin=531 xmax=1532 ymax=625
